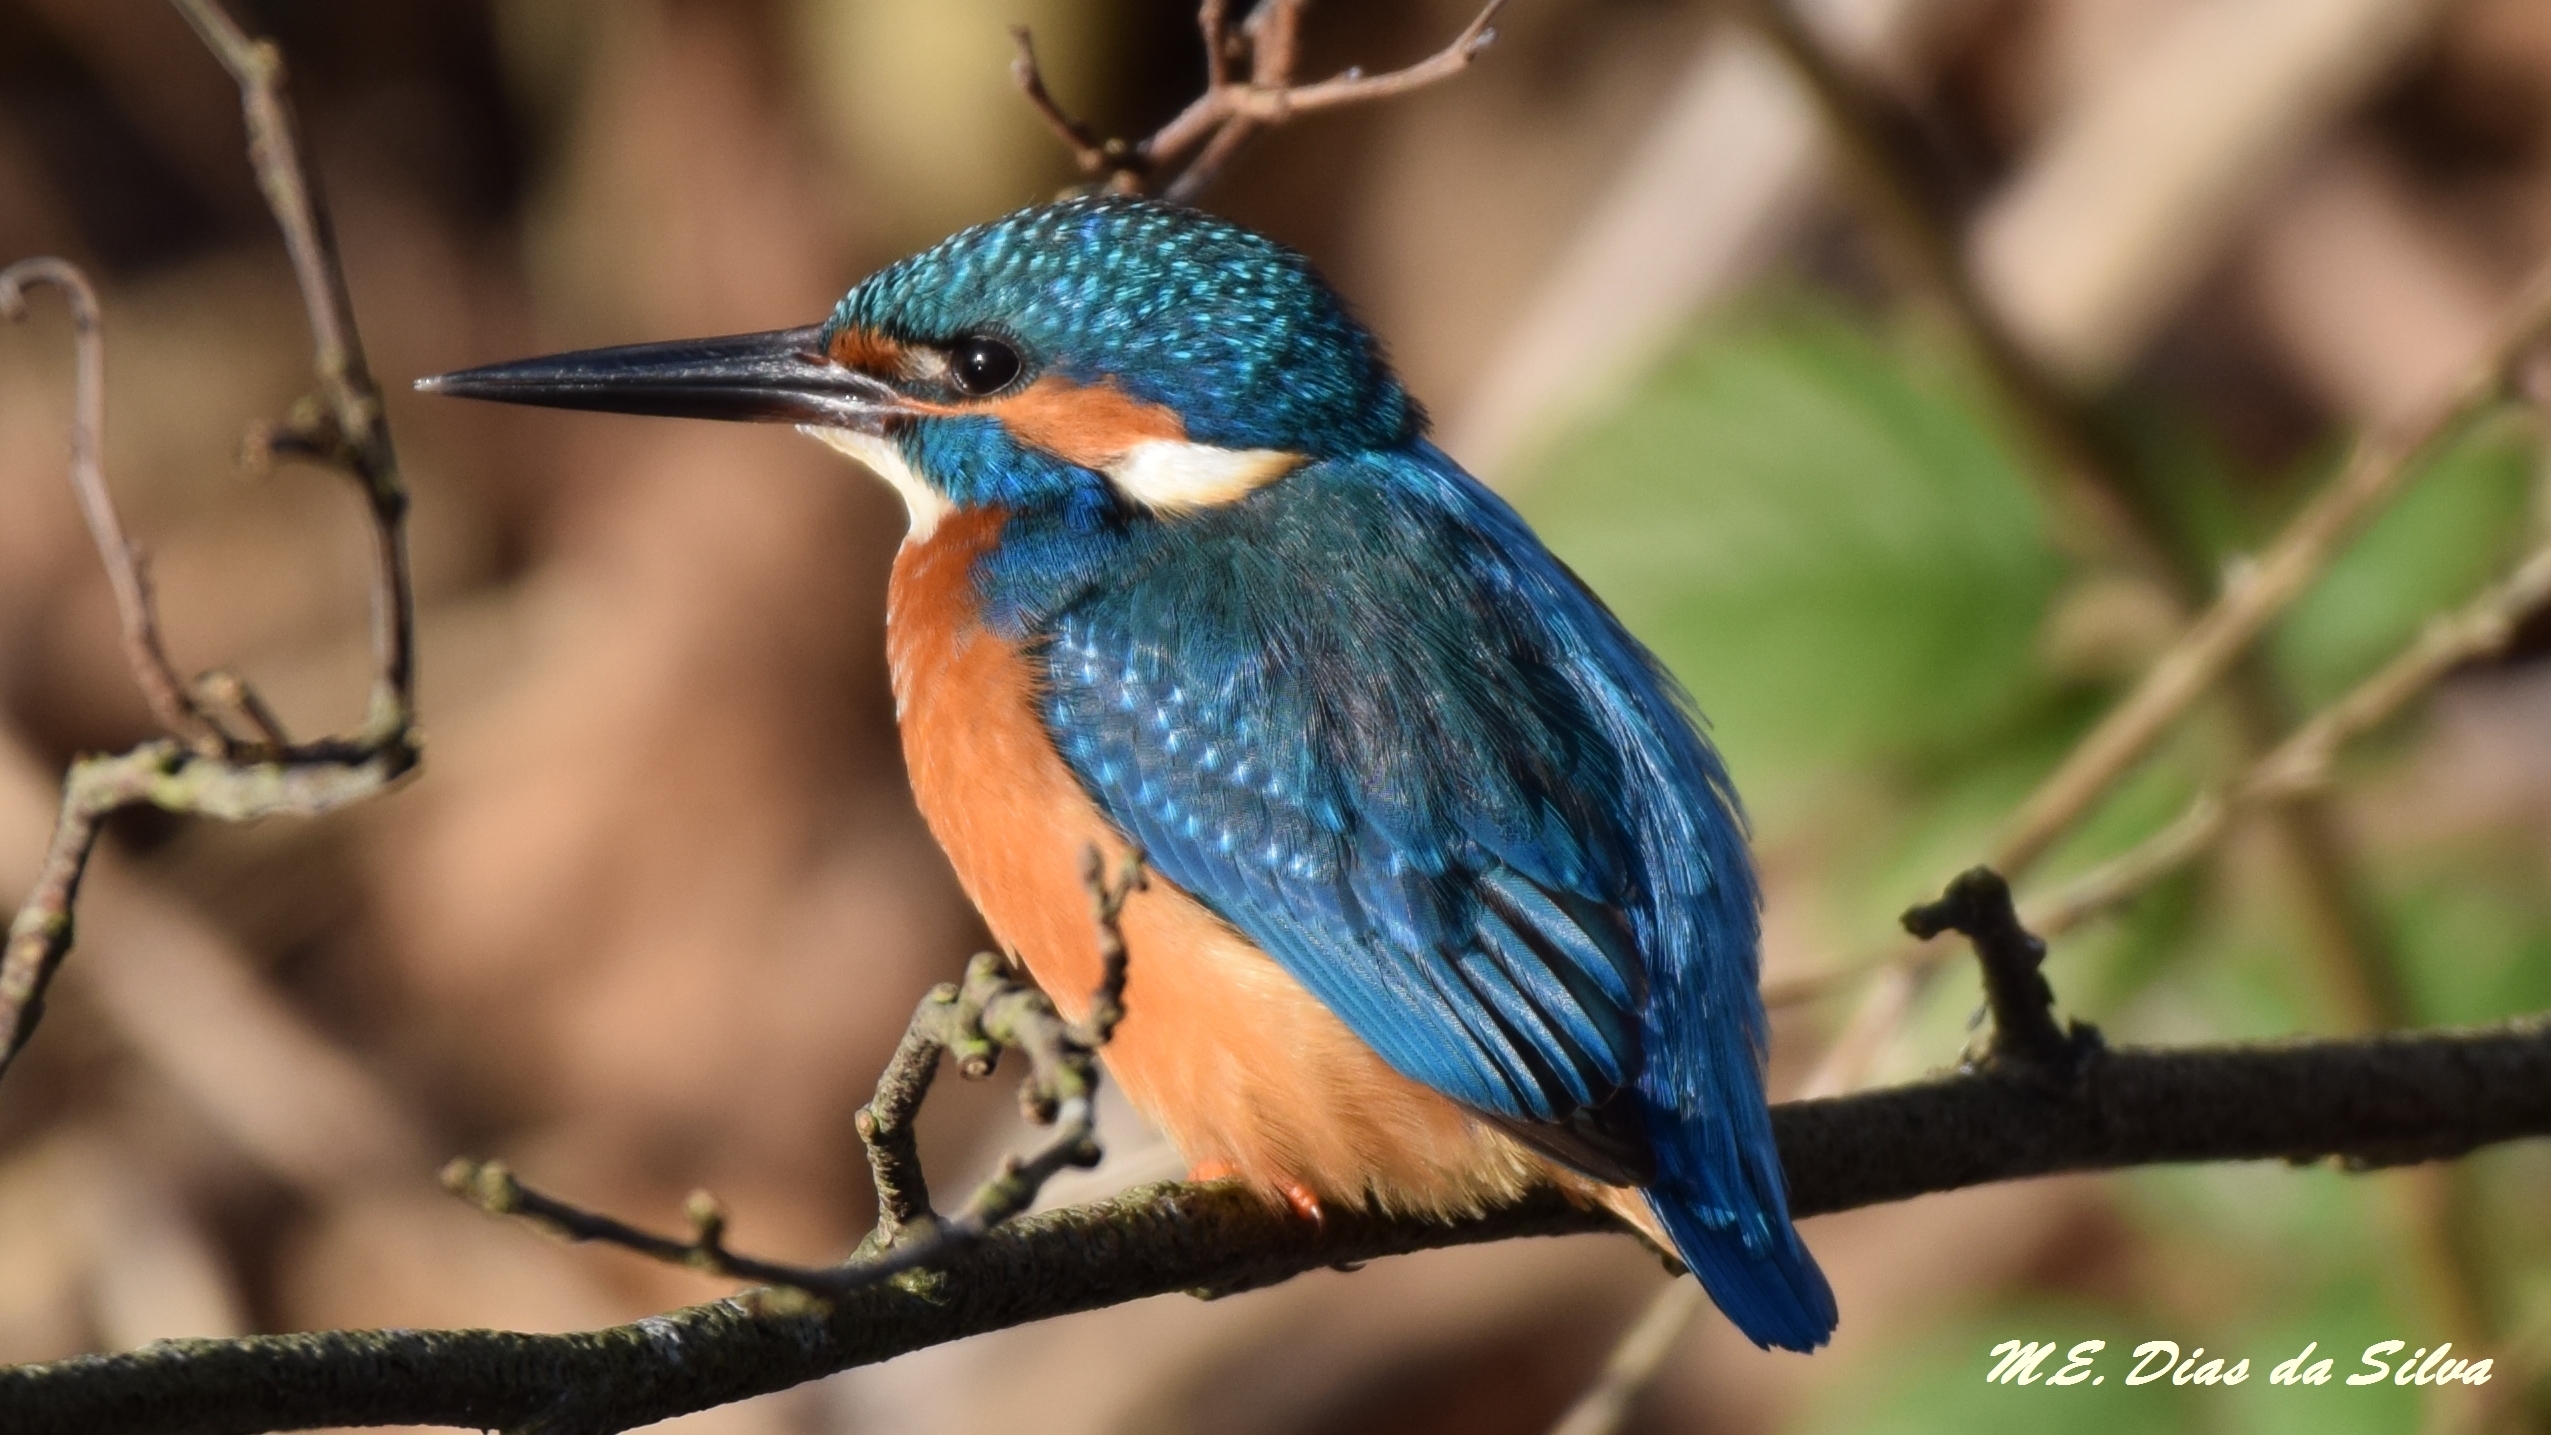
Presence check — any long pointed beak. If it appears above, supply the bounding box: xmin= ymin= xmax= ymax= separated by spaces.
xmin=414 ymin=325 xmax=910 ymax=429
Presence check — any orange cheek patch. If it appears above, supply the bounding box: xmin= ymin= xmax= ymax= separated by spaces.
xmin=827 ymin=327 xmax=906 ymax=373
xmin=991 ymin=374 xmax=1188 ymax=469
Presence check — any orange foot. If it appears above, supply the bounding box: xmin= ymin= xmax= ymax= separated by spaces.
xmin=1186 ymin=1162 xmax=1325 ymax=1227
xmin=1279 ymin=1182 xmax=1326 ymax=1227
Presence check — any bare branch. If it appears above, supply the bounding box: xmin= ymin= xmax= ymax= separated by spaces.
xmin=1229 ymin=1 xmax=1504 ymax=120
xmin=1160 ymin=113 xmax=1265 ymax=206
xmin=1017 ymin=0 xmax=1505 ymax=203
xmin=1993 ymin=259 xmax=2551 ymax=878
xmin=10 ymin=1007 xmax=2549 ymax=1433
xmin=2026 ymin=537 xmax=2551 ymax=939
xmin=0 ymin=0 xmax=423 ymax=1083
xmin=0 ymin=742 xmax=405 ymax=1081
xmin=0 ymin=260 xmax=226 ymax=753
xmin=1198 ymin=0 xmax=1233 ymax=90
xmin=1544 ymin=1281 xmax=1708 ymax=1435
xmin=173 ymin=0 xmax=414 ymax=731
xmin=191 ymin=669 xmax=293 ymax=749
xmin=447 ymin=850 xmax=1145 ymax=1304
xmin=1009 ymin=27 xmax=1114 ymax=177
xmin=1902 ymin=868 xmax=2101 ymax=1079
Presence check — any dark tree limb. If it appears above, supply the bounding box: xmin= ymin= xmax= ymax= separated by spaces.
xmin=1010 ymin=0 xmax=1505 ymax=201
xmin=5 ymin=1009 xmax=2546 ymax=1434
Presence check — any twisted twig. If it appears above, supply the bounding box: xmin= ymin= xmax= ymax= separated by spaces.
xmin=1902 ymin=868 xmax=2102 ymax=1080
xmin=0 ymin=261 xmax=227 ymax=751
xmin=0 ymin=0 xmax=423 ymax=1086
xmin=1010 ymin=0 xmax=1505 ymax=201
xmin=445 ymin=849 xmax=1145 ymax=1303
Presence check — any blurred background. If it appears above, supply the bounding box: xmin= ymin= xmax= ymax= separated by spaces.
xmin=2 ymin=0 xmax=2549 ymax=1431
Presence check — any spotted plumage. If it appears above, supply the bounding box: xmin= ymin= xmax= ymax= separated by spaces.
xmin=420 ymin=193 xmax=1838 ymax=1352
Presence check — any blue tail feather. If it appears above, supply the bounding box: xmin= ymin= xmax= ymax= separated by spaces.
xmin=1663 ymin=1202 xmax=1837 ymax=1353
xmin=1643 ymin=1103 xmax=1837 ymax=1352
xmin=1646 ymin=1188 xmax=1836 ymax=1351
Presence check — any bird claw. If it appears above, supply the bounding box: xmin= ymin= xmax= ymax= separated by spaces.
xmin=1186 ymin=1162 xmax=1324 ymax=1227
xmin=1279 ymin=1182 xmax=1325 ymax=1227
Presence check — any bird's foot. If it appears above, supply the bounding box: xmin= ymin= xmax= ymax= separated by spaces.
xmin=1279 ymin=1182 xmax=1326 ymax=1227
xmin=1187 ymin=1161 xmax=1325 ymax=1227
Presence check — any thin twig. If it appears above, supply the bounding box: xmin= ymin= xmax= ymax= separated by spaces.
xmin=1224 ymin=2 xmax=1503 ymax=118
xmin=1009 ymin=28 xmax=1113 ymax=176
xmin=192 ymin=670 xmax=293 ymax=749
xmin=1544 ymin=1281 xmax=1708 ymax=1435
xmin=174 ymin=0 xmax=414 ymax=734
xmin=1993 ymin=260 xmax=2551 ymax=878
xmin=1198 ymin=0 xmax=1232 ymax=90
xmin=0 ymin=261 xmax=225 ymax=753
xmin=0 ymin=0 xmax=423 ymax=1085
xmin=449 ymin=849 xmax=1145 ymax=1303
xmin=1767 ymin=530 xmax=2551 ymax=1024
xmin=1163 ymin=113 xmax=1267 ymax=207
xmin=1009 ymin=0 xmax=1504 ymax=201
xmin=0 ymin=743 xmax=403 ymax=1081
xmin=2027 ymin=538 xmax=2551 ymax=940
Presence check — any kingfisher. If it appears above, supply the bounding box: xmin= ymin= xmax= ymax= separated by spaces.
xmin=419 ymin=195 xmax=1835 ymax=1351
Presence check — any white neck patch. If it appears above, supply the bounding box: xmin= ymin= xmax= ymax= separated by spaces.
xmin=804 ymin=427 xmax=1301 ymax=533
xmin=1104 ymin=439 xmax=1302 ymax=512
xmin=802 ymin=426 xmax=950 ymax=540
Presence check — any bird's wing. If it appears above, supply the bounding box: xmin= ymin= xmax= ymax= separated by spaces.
xmin=1038 ymin=450 xmax=1737 ymax=1180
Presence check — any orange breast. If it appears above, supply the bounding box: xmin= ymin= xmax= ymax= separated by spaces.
xmin=883 ymin=511 xmax=1575 ymax=1219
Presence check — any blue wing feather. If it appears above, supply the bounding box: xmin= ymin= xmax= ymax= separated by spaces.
xmin=1037 ymin=444 xmax=1833 ymax=1350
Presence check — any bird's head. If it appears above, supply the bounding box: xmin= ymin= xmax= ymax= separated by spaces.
xmin=421 ymin=195 xmax=1419 ymax=536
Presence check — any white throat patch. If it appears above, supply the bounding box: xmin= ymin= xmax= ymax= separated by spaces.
xmin=1104 ymin=440 xmax=1301 ymax=512
xmin=802 ymin=425 xmax=950 ymax=540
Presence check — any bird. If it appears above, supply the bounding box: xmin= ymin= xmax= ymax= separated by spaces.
xmin=418 ymin=194 xmax=1836 ymax=1352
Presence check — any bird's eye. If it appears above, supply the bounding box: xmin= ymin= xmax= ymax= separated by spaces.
xmin=948 ymin=334 xmax=1022 ymax=396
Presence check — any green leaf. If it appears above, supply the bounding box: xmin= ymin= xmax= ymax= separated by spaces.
xmin=2274 ymin=418 xmax=2538 ymax=709
xmin=2386 ymin=863 xmax=2551 ymax=1027
xmin=1519 ymin=302 xmax=2065 ymax=804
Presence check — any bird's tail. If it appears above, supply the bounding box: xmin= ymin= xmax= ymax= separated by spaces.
xmin=1596 ymin=1136 xmax=1836 ymax=1352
